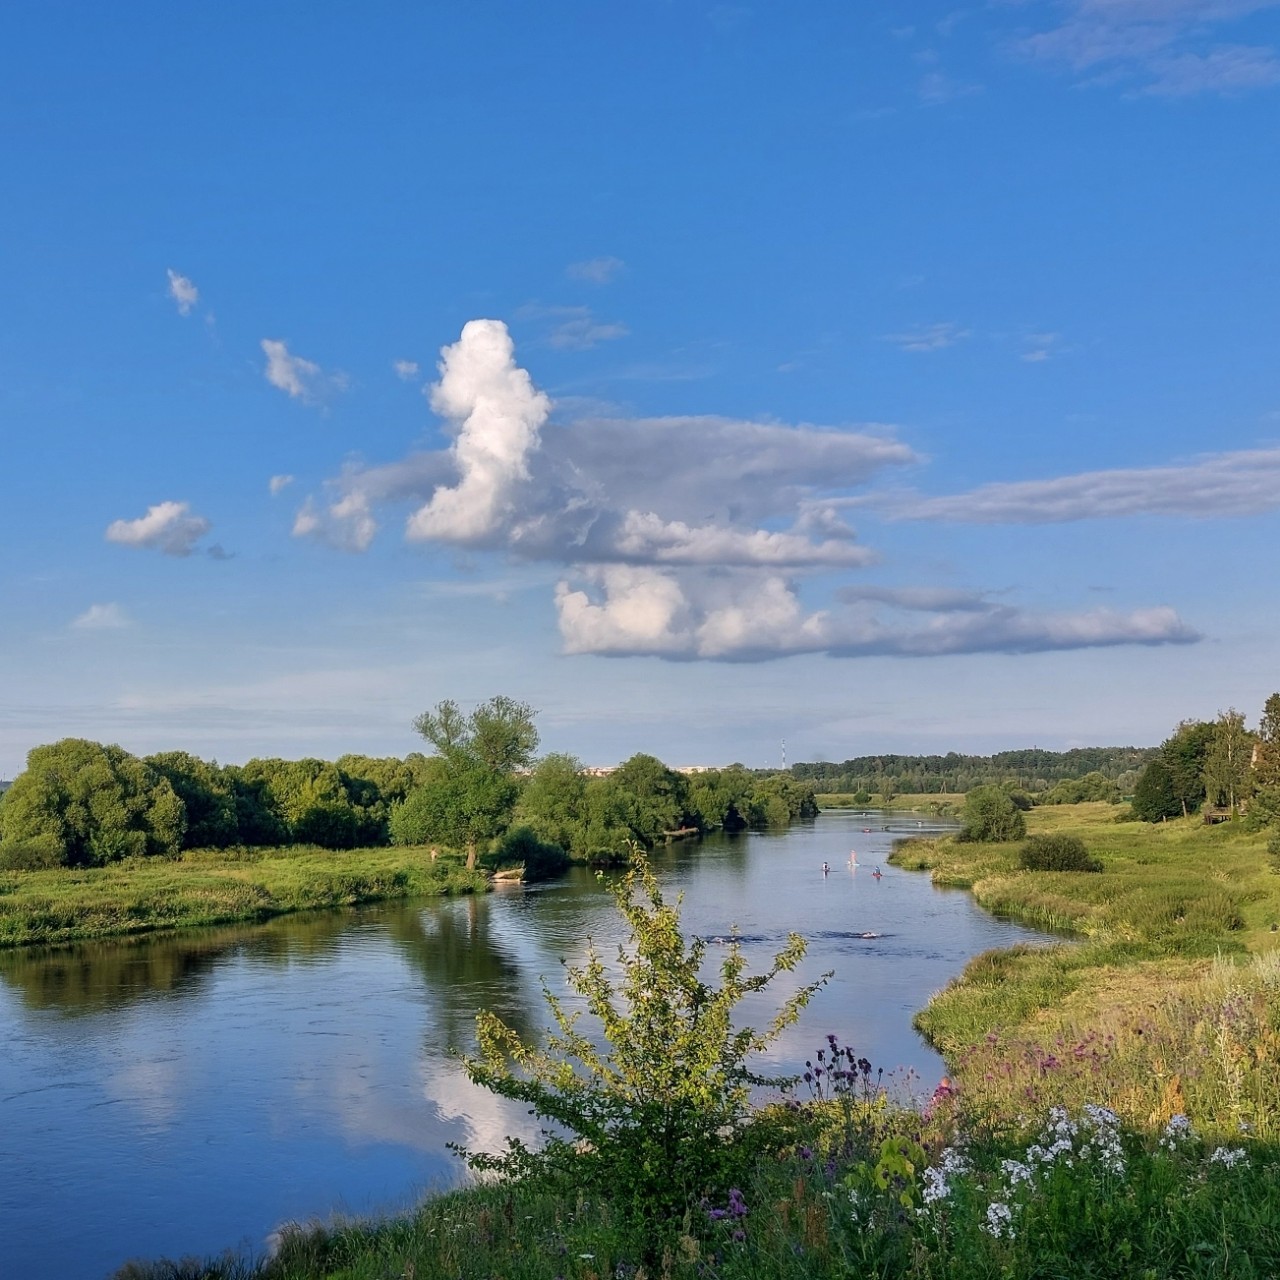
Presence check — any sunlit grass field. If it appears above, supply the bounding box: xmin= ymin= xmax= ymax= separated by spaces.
xmin=0 ymin=845 xmax=486 ymax=948
xmin=891 ymin=804 xmax=1280 ymax=1138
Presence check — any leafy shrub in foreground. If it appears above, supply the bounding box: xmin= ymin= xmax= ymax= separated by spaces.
xmin=455 ymin=850 xmax=828 ymax=1251
xmin=1018 ymin=833 xmax=1102 ymax=873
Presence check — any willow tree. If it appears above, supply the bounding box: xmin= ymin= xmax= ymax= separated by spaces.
xmin=396 ymin=696 xmax=539 ymax=867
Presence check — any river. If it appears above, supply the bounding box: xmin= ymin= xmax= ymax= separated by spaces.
xmin=0 ymin=812 xmax=1050 ymax=1279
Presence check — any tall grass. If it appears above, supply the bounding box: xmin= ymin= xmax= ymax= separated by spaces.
xmin=894 ymin=804 xmax=1280 ymax=1138
xmin=0 ymin=845 xmax=486 ymax=948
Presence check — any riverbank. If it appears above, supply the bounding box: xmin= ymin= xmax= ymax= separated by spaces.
xmin=889 ymin=803 xmax=1280 ymax=1137
xmin=0 ymin=845 xmax=487 ymax=948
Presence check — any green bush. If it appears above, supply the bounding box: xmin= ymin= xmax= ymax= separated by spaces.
xmin=1018 ymin=834 xmax=1102 ymax=873
xmin=488 ymin=825 xmax=569 ymax=882
xmin=456 ymin=852 xmax=827 ymax=1253
xmin=958 ymin=785 xmax=1027 ymax=842
xmin=0 ymin=834 xmax=64 ymax=870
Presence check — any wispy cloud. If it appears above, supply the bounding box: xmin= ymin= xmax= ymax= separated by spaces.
xmin=883 ymin=322 xmax=971 ymax=352
xmin=1021 ymin=331 xmax=1062 ymax=362
xmin=1018 ymin=0 xmax=1280 ymax=95
xmin=393 ymin=359 xmax=421 ymax=381
xmin=1144 ymin=42 xmax=1280 ymax=93
xmin=269 ymin=474 xmax=294 ymax=495
xmin=166 ymin=269 xmax=199 ymax=316
xmin=71 ymin=603 xmax=131 ymax=630
xmin=105 ymin=501 xmax=212 ymax=556
xmin=519 ymin=304 xmax=630 ymax=351
xmin=890 ymin=446 xmax=1280 ymax=523
xmin=918 ymin=70 xmax=983 ymax=104
xmin=567 ymin=255 xmax=625 ymax=284
xmin=260 ymin=339 xmax=346 ymax=405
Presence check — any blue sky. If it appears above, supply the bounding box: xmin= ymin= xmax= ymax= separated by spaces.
xmin=2 ymin=1 xmax=1278 ymax=777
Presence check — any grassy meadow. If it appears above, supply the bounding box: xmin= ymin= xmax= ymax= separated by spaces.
xmin=0 ymin=845 xmax=486 ymax=949
xmin=890 ymin=803 xmax=1280 ymax=1139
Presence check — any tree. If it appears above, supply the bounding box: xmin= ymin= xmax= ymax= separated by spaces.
xmin=1202 ymin=708 xmax=1255 ymax=817
xmin=1161 ymin=720 xmax=1215 ymax=818
xmin=1042 ymin=771 xmax=1122 ymax=805
xmin=0 ymin=739 xmax=184 ymax=868
xmin=604 ymin=753 xmax=691 ymax=845
xmin=1255 ymin=694 xmax=1280 ymax=790
xmin=456 ymin=852 xmax=828 ymax=1247
xmin=1131 ymin=757 xmax=1180 ymax=822
xmin=514 ymin=753 xmax=589 ymax=853
xmin=403 ymin=696 xmax=539 ymax=868
xmin=146 ymin=751 xmax=239 ymax=849
xmin=958 ymin=784 xmax=1026 ymax=842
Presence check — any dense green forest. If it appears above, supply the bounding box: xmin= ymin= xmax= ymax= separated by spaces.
xmin=791 ymin=745 xmax=1158 ymax=797
xmin=0 ymin=697 xmax=818 ymax=871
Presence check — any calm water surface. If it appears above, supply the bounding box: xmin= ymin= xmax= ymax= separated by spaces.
xmin=0 ymin=813 xmax=1051 ymax=1279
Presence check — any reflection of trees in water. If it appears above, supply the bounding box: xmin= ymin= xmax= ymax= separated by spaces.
xmin=382 ymin=895 xmax=537 ymax=1050
xmin=0 ymin=932 xmax=232 ymax=1014
xmin=0 ymin=897 xmax=537 ymax=1036
xmin=0 ymin=909 xmax=362 ymax=1014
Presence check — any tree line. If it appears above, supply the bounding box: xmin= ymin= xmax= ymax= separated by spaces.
xmin=790 ymin=746 xmax=1156 ymax=800
xmin=1130 ymin=695 xmax=1280 ymax=836
xmin=0 ymin=696 xmax=818 ymax=872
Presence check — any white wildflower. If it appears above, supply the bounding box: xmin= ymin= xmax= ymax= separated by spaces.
xmin=1001 ymin=1158 xmax=1033 ymax=1186
xmin=983 ymin=1201 xmax=1015 ymax=1239
xmin=1159 ymin=1114 xmax=1196 ymax=1150
xmin=1207 ymin=1147 xmax=1248 ymax=1169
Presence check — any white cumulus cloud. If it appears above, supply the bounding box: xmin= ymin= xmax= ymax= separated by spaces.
xmin=405 ymin=319 xmax=552 ymax=545
xmin=166 ymin=269 xmax=199 ymax=315
xmin=105 ymin=501 xmax=212 ymax=556
xmin=554 ymin=569 xmax=1197 ymax=661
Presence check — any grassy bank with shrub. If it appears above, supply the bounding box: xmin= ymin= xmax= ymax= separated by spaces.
xmin=0 ymin=845 xmax=487 ymax=949
xmin=120 ymin=845 xmax=1280 ymax=1280
xmin=890 ymin=802 xmax=1280 ymax=1138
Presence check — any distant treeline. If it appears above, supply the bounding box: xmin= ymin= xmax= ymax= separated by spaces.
xmin=0 ymin=738 xmax=817 ymax=871
xmin=791 ymin=747 xmax=1158 ymax=799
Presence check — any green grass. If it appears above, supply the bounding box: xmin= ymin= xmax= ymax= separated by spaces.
xmin=0 ymin=845 xmax=487 ymax=948
xmin=118 ymin=1096 xmax=1280 ymax=1280
xmin=890 ymin=803 xmax=1280 ymax=1137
